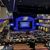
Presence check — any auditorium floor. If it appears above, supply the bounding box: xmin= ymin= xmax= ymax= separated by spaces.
xmin=12 ymin=44 xmax=32 ymax=50
xmin=35 ymin=43 xmax=48 ymax=50
xmin=12 ymin=43 xmax=48 ymax=50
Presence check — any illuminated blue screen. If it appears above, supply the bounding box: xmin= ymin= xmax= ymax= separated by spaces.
xmin=13 ymin=16 xmax=36 ymax=31
xmin=20 ymin=22 xmax=30 ymax=28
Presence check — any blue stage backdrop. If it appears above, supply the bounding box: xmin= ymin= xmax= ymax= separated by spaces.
xmin=11 ymin=16 xmax=37 ymax=31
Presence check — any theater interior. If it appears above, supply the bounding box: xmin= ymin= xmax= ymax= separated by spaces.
xmin=0 ymin=0 xmax=50 ymax=50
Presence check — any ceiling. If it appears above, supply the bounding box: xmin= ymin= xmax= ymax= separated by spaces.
xmin=1 ymin=0 xmax=50 ymax=13
xmin=2 ymin=0 xmax=14 ymax=12
xmin=0 ymin=0 xmax=5 ymax=7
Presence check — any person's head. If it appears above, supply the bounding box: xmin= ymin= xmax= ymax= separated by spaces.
xmin=5 ymin=43 xmax=9 ymax=46
xmin=26 ymin=30 xmax=30 ymax=35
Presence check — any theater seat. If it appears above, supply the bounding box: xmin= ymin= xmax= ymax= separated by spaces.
xmin=2 ymin=45 xmax=13 ymax=50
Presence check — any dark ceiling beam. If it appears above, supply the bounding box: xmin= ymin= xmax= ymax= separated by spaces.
xmin=2 ymin=0 xmax=14 ymax=12
xmin=0 ymin=0 xmax=5 ymax=7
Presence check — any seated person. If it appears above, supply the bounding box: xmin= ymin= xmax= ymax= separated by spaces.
xmin=2 ymin=44 xmax=13 ymax=50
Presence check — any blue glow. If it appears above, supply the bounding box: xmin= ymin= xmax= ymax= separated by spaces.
xmin=0 ymin=19 xmax=4 ymax=22
xmin=20 ymin=22 xmax=30 ymax=28
xmin=36 ymin=23 xmax=39 ymax=25
xmin=13 ymin=16 xmax=36 ymax=31
xmin=10 ymin=23 xmax=14 ymax=26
